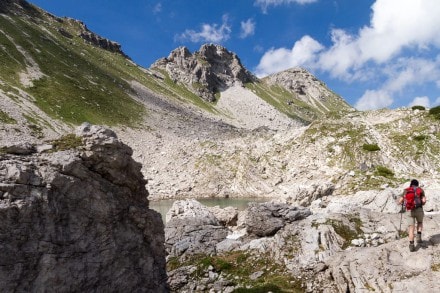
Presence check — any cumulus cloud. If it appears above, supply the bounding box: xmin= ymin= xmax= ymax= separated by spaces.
xmin=240 ymin=19 xmax=256 ymax=39
xmin=255 ymin=35 xmax=323 ymax=77
xmin=254 ymin=0 xmax=318 ymax=13
xmin=409 ymin=96 xmax=431 ymax=108
xmin=176 ymin=15 xmax=231 ymax=43
xmin=355 ymin=90 xmax=393 ymax=110
xmin=256 ymin=0 xmax=440 ymax=110
xmin=434 ymin=97 xmax=440 ymax=107
xmin=382 ymin=57 xmax=440 ymax=93
xmin=318 ymin=0 xmax=440 ymax=78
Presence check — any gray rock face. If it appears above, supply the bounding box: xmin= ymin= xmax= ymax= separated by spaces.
xmin=237 ymin=202 xmax=312 ymax=237
xmin=0 ymin=125 xmax=168 ymax=292
xmin=55 ymin=17 xmax=128 ymax=57
xmin=151 ymin=44 xmax=256 ymax=102
xmin=0 ymin=0 xmax=38 ymax=15
xmin=165 ymin=200 xmax=228 ymax=258
xmin=80 ymin=29 xmax=126 ymax=56
xmin=209 ymin=205 xmax=238 ymax=226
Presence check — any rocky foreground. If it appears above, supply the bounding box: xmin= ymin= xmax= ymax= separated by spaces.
xmin=1 ymin=125 xmax=440 ymax=293
xmin=0 ymin=125 xmax=168 ymax=292
xmin=165 ymin=196 xmax=440 ymax=292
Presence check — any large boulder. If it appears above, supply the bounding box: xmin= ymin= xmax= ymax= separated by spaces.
xmin=165 ymin=200 xmax=228 ymax=258
xmin=237 ymin=202 xmax=311 ymax=237
xmin=0 ymin=124 xmax=168 ymax=292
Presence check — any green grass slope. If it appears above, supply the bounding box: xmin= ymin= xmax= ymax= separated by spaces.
xmin=0 ymin=0 xmax=353 ymax=132
xmin=0 ymin=9 xmax=148 ymax=126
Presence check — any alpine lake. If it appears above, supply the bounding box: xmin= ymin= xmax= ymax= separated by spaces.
xmin=149 ymin=197 xmax=268 ymax=223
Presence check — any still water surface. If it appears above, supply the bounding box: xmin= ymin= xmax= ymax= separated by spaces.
xmin=150 ymin=197 xmax=268 ymax=223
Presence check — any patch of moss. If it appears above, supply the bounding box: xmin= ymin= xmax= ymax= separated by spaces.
xmin=325 ymin=217 xmax=363 ymax=249
xmin=429 ymin=105 xmax=440 ymax=119
xmin=399 ymin=231 xmax=408 ymax=238
xmin=413 ymin=135 xmax=428 ymax=141
xmin=411 ymin=105 xmax=425 ymax=111
xmin=50 ymin=134 xmax=83 ymax=151
xmin=168 ymin=251 xmax=304 ymax=292
xmin=0 ymin=110 xmax=17 ymax=124
xmin=374 ymin=166 xmax=394 ymax=178
xmin=362 ymin=143 xmax=380 ymax=152
xmin=284 ymin=233 xmax=301 ymax=258
xmin=431 ymin=263 xmax=440 ymax=271
xmin=364 ymin=282 xmax=376 ymax=291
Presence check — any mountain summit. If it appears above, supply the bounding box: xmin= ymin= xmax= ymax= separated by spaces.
xmin=152 ymin=44 xmax=256 ymax=102
xmin=150 ymin=44 xmax=352 ymax=125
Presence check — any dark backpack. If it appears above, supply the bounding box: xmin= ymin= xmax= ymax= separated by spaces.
xmin=404 ymin=187 xmax=423 ymax=211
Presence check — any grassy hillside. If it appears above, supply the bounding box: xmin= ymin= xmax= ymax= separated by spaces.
xmin=0 ymin=10 xmax=148 ymax=126
xmin=0 ymin=1 xmax=354 ymax=132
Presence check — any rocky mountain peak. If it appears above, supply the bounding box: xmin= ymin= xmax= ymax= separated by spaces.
xmin=264 ymin=67 xmax=353 ymax=114
xmin=0 ymin=0 xmax=39 ymax=15
xmin=59 ymin=18 xmax=128 ymax=57
xmin=151 ymin=44 xmax=256 ymax=102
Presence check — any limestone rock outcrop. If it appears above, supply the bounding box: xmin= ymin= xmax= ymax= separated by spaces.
xmin=165 ymin=199 xmax=229 ymax=258
xmin=79 ymin=27 xmax=127 ymax=57
xmin=0 ymin=124 xmax=168 ymax=292
xmin=237 ymin=202 xmax=312 ymax=237
xmin=0 ymin=0 xmax=38 ymax=15
xmin=61 ymin=18 xmax=128 ymax=57
xmin=151 ymin=44 xmax=256 ymax=102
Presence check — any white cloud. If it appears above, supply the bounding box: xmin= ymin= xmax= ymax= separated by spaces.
xmin=240 ymin=19 xmax=256 ymax=39
xmin=176 ymin=15 xmax=231 ymax=43
xmin=256 ymin=0 xmax=440 ymax=110
xmin=255 ymin=35 xmax=323 ymax=77
xmin=434 ymin=97 xmax=440 ymax=107
xmin=355 ymin=90 xmax=393 ymax=110
xmin=318 ymin=0 xmax=440 ymax=79
xmin=317 ymin=29 xmax=359 ymax=79
xmin=383 ymin=57 xmax=440 ymax=93
xmin=409 ymin=96 xmax=430 ymax=108
xmin=254 ymin=0 xmax=318 ymax=13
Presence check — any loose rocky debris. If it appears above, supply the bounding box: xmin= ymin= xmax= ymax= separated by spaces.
xmin=0 ymin=124 xmax=168 ymax=292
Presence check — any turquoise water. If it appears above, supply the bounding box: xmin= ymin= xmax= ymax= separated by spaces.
xmin=149 ymin=197 xmax=268 ymax=223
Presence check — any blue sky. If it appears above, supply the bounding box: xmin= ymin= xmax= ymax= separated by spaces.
xmin=28 ymin=0 xmax=440 ymax=110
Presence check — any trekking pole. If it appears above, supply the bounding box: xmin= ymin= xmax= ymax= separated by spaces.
xmin=398 ymin=201 xmax=404 ymax=239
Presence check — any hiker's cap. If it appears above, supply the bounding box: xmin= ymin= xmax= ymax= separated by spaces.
xmin=410 ymin=179 xmax=419 ymax=186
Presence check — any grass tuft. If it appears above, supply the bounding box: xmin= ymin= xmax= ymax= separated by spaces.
xmin=50 ymin=134 xmax=83 ymax=151
xmin=362 ymin=143 xmax=380 ymax=152
xmin=0 ymin=110 xmax=17 ymax=124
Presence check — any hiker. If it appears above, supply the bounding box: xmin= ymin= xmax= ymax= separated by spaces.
xmin=398 ymin=179 xmax=427 ymax=252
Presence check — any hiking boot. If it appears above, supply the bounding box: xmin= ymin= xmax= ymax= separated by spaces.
xmin=409 ymin=242 xmax=415 ymax=252
xmin=416 ymin=234 xmax=422 ymax=244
